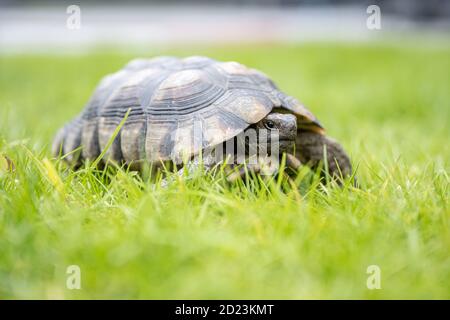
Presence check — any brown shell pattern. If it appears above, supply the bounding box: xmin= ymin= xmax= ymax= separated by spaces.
xmin=52 ymin=56 xmax=322 ymax=165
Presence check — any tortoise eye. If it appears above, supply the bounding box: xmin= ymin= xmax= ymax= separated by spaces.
xmin=264 ymin=120 xmax=275 ymax=130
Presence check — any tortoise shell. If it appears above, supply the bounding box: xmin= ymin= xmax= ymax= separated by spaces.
xmin=53 ymin=56 xmax=323 ymax=165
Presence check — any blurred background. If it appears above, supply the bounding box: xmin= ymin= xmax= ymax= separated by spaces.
xmin=1 ymin=1 xmax=450 ymax=300
xmin=1 ymin=0 xmax=449 ymax=52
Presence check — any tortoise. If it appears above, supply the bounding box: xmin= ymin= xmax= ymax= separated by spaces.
xmin=53 ymin=56 xmax=352 ymax=181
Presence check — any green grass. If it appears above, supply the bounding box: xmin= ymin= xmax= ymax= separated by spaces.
xmin=0 ymin=43 xmax=449 ymax=299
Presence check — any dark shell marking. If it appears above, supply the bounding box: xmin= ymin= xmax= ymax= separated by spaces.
xmin=53 ymin=56 xmax=322 ymax=166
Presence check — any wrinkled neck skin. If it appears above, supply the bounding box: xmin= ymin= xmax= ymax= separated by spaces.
xmin=187 ymin=120 xmax=353 ymax=183
xmin=207 ymin=128 xmax=353 ymax=184
xmin=242 ymin=126 xmax=296 ymax=155
xmin=295 ymin=129 xmax=353 ymax=180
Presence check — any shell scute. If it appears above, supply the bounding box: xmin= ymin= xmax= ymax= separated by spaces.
xmin=54 ymin=56 xmax=322 ymax=165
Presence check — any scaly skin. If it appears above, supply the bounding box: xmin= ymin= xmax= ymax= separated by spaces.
xmin=295 ymin=130 xmax=353 ymax=181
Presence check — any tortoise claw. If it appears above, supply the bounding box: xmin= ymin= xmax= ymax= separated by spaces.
xmin=285 ymin=153 xmax=302 ymax=171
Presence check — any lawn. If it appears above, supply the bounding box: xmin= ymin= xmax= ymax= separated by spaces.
xmin=0 ymin=43 xmax=449 ymax=299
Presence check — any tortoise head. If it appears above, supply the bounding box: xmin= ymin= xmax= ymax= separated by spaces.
xmin=253 ymin=112 xmax=297 ymax=153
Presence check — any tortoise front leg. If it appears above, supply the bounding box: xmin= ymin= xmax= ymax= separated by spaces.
xmin=227 ymin=154 xmax=304 ymax=183
xmin=160 ymin=153 xmax=220 ymax=187
xmin=285 ymin=153 xmax=302 ymax=171
xmin=226 ymin=164 xmax=262 ymax=183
